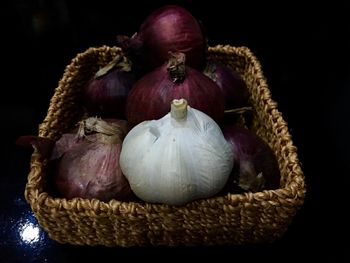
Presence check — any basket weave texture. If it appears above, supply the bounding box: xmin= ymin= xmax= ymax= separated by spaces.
xmin=24 ymin=45 xmax=306 ymax=247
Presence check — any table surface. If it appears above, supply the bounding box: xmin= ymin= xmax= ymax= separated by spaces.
xmin=1 ymin=1 xmax=346 ymax=262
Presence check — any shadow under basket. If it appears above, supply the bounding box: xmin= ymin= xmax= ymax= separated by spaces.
xmin=24 ymin=45 xmax=306 ymax=247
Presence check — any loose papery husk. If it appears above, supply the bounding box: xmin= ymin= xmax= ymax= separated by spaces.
xmin=24 ymin=45 xmax=306 ymax=247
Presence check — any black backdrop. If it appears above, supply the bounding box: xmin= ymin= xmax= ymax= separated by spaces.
xmin=1 ymin=0 xmax=347 ymax=262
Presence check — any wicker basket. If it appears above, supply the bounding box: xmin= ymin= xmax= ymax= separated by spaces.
xmin=24 ymin=45 xmax=306 ymax=247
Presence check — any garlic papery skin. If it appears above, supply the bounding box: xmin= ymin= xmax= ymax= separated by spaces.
xmin=120 ymin=99 xmax=233 ymax=205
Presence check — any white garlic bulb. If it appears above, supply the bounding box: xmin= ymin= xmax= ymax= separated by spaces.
xmin=120 ymin=99 xmax=233 ymax=205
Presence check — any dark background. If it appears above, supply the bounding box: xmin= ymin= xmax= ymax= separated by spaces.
xmin=1 ymin=0 xmax=347 ymax=262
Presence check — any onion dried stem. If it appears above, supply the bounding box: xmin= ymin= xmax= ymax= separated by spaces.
xmin=224 ymin=106 xmax=253 ymax=114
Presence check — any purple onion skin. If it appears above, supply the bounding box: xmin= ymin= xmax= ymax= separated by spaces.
xmin=126 ymin=64 xmax=225 ymax=127
xmin=221 ymin=125 xmax=280 ymax=193
xmin=204 ymin=62 xmax=249 ymax=110
xmin=83 ymin=69 xmax=135 ymax=119
xmin=51 ymin=120 xmax=135 ymax=202
xmin=137 ymin=5 xmax=206 ymax=70
xmin=53 ymin=137 xmax=133 ymax=202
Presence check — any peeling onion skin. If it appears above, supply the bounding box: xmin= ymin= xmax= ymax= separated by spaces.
xmin=51 ymin=119 xmax=135 ymax=202
xmin=221 ymin=125 xmax=281 ymax=193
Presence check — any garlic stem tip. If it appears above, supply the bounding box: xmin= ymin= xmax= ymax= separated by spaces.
xmin=171 ymin=98 xmax=188 ymax=120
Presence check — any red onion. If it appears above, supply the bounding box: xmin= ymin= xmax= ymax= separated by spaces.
xmin=83 ymin=56 xmax=136 ymax=119
xmin=118 ymin=5 xmax=206 ymax=72
xmin=51 ymin=118 xmax=134 ymax=202
xmin=126 ymin=52 xmax=225 ymax=127
xmin=204 ymin=61 xmax=249 ymax=110
xmin=221 ymin=125 xmax=280 ymax=193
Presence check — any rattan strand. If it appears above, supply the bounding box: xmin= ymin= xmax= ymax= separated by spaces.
xmin=24 ymin=45 xmax=306 ymax=247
